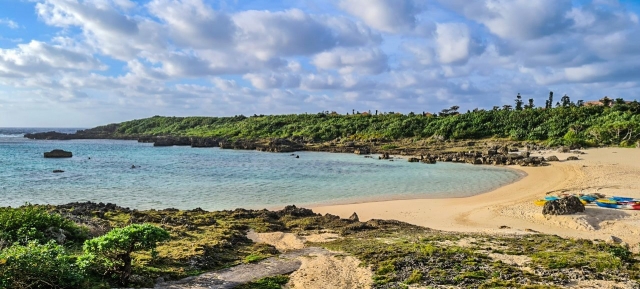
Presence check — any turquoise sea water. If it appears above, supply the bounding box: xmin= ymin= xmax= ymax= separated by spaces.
xmin=0 ymin=128 xmax=524 ymax=210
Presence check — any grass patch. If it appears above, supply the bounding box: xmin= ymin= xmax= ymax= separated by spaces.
xmin=235 ymin=275 xmax=290 ymax=289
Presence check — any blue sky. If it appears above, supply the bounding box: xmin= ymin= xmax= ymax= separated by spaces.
xmin=1 ymin=0 xmax=639 ymax=127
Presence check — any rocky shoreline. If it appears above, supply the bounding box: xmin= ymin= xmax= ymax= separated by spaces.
xmin=31 ymin=202 xmax=640 ymax=288
xmin=25 ymin=131 xmax=585 ymax=167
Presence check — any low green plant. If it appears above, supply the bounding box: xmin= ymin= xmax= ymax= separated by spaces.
xmin=0 ymin=205 xmax=87 ymax=247
xmin=235 ymin=275 xmax=290 ymax=289
xmin=0 ymin=241 xmax=84 ymax=289
xmin=380 ymin=144 xmax=399 ymax=150
xmin=404 ymin=269 xmax=423 ymax=284
xmin=78 ymin=224 xmax=170 ymax=286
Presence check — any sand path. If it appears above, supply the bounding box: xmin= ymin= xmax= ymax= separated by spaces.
xmin=312 ymin=148 xmax=640 ymax=246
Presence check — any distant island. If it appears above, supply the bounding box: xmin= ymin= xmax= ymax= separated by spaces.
xmin=26 ymin=95 xmax=640 ymax=155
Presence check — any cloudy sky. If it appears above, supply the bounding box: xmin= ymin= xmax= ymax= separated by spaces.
xmin=1 ymin=0 xmax=639 ymax=127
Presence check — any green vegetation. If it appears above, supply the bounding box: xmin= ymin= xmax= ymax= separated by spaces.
xmin=317 ymin=228 xmax=640 ymax=288
xmin=235 ymin=275 xmax=290 ymax=289
xmin=1 ymin=204 xmax=638 ymax=288
xmin=78 ymin=224 xmax=171 ymax=286
xmin=0 ymin=241 xmax=84 ymax=289
xmin=0 ymin=205 xmax=87 ymax=247
xmin=89 ymin=97 xmax=640 ymax=147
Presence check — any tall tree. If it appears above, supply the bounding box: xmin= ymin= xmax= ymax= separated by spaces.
xmin=527 ymin=98 xmax=534 ymax=109
xmin=547 ymin=91 xmax=554 ymax=109
xmin=561 ymin=94 xmax=571 ymax=107
xmin=515 ymin=93 xmax=523 ymax=110
xmin=600 ymin=96 xmax=612 ymax=107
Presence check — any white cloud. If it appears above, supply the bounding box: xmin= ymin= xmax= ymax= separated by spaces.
xmin=312 ymin=47 xmax=388 ymax=74
xmin=339 ymin=0 xmax=424 ymax=33
xmin=243 ymin=73 xmax=301 ymax=89
xmin=0 ymin=40 xmax=105 ymax=78
xmin=441 ymin=0 xmax=572 ymax=40
xmin=147 ymin=0 xmax=235 ymax=49
xmin=232 ymin=9 xmax=378 ymax=60
xmin=1 ymin=0 xmax=640 ymax=126
xmin=0 ymin=18 xmax=19 ymax=29
xmin=37 ymin=0 xmax=166 ymax=59
xmin=435 ymin=23 xmax=471 ymax=64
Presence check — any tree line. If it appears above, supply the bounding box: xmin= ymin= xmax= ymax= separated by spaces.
xmin=90 ymin=93 xmax=640 ymax=147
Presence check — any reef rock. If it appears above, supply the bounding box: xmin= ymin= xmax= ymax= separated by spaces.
xmin=546 ymin=155 xmax=560 ymax=162
xmin=44 ymin=149 xmax=72 ymax=158
xmin=542 ymin=196 xmax=585 ymax=215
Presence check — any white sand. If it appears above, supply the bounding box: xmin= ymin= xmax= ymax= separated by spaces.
xmin=312 ymin=148 xmax=640 ymax=246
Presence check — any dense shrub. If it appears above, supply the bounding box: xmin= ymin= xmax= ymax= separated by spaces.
xmin=96 ymin=101 xmax=640 ymax=147
xmin=0 ymin=241 xmax=84 ymax=289
xmin=78 ymin=224 xmax=170 ymax=286
xmin=0 ymin=206 xmax=87 ymax=247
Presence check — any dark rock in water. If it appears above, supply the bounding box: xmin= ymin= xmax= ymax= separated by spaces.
xmin=52 ymin=169 xmax=65 ymax=173
xmin=546 ymin=155 xmax=560 ymax=161
xmin=566 ymin=156 xmax=579 ymax=161
xmin=542 ymin=196 xmax=585 ymax=215
xmin=421 ymin=156 xmax=436 ymax=164
xmin=349 ymin=212 xmax=359 ymax=222
xmin=408 ymin=157 xmax=420 ymax=163
xmin=295 ymin=155 xmax=299 ymax=158
xmin=354 ymin=147 xmax=370 ymax=155
xmin=44 ymin=149 xmax=72 ymax=158
xmin=379 ymin=153 xmax=390 ymax=160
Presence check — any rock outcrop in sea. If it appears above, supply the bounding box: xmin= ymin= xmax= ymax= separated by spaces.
xmin=44 ymin=149 xmax=72 ymax=158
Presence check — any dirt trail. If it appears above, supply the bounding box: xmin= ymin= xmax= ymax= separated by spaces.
xmin=155 ymin=247 xmax=326 ymax=289
xmin=154 ymin=232 xmax=369 ymax=289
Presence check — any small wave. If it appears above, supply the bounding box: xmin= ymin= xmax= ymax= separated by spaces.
xmin=0 ymin=134 xmax=24 ymax=138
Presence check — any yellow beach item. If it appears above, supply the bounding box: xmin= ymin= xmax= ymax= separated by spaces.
xmin=534 ymin=199 xmax=547 ymax=206
xmin=596 ymin=199 xmax=617 ymax=204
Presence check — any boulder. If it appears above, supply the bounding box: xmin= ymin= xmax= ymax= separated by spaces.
xmin=566 ymin=156 xmax=579 ymax=161
xmin=44 ymin=149 xmax=72 ymax=158
xmin=421 ymin=157 xmax=436 ymax=164
xmin=558 ymin=146 xmax=571 ymax=153
xmin=277 ymin=205 xmax=318 ymax=218
xmin=349 ymin=212 xmax=360 ymax=222
xmin=546 ymin=155 xmax=560 ymax=161
xmin=608 ymin=235 xmax=623 ymax=244
xmin=408 ymin=157 xmax=420 ymax=163
xmin=542 ymin=196 xmax=585 ymax=215
xmin=354 ymin=147 xmax=370 ymax=155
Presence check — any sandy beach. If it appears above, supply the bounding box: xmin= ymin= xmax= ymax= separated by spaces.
xmin=312 ymin=148 xmax=640 ymax=247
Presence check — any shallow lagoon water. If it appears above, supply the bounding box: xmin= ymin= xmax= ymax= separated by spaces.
xmin=0 ymin=129 xmax=523 ymax=210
